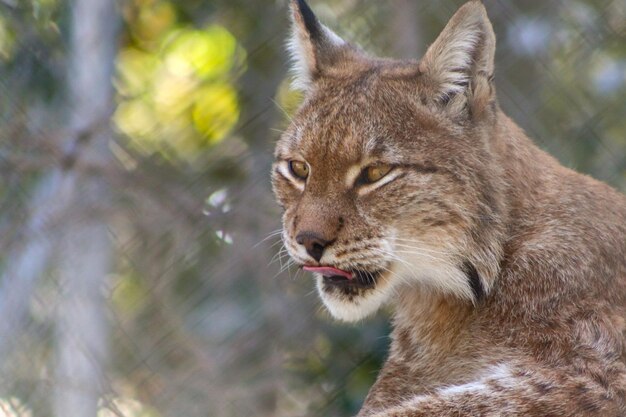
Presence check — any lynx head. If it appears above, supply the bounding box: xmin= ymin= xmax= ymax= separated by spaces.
xmin=272 ymin=0 xmax=507 ymax=322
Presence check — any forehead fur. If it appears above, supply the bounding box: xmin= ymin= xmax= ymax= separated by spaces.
xmin=277 ymin=61 xmax=452 ymax=163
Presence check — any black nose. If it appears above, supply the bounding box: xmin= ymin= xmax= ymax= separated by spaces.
xmin=296 ymin=231 xmax=330 ymax=262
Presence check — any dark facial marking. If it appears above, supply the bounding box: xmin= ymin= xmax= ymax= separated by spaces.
xmin=403 ymin=163 xmax=439 ymax=174
xmin=462 ymin=260 xmax=484 ymax=302
xmin=336 ymin=216 xmax=345 ymax=233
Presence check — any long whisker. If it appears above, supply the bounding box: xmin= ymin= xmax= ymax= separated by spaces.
xmin=271 ymin=98 xmax=294 ymax=122
xmin=368 ymin=248 xmax=414 ymax=269
xmin=390 ymin=237 xmax=450 ymax=247
xmin=254 ymin=228 xmax=284 ymax=248
xmin=370 ymin=244 xmax=443 ymax=264
xmin=268 ymin=244 xmax=284 ymax=263
xmin=272 ymin=252 xmax=298 ymax=279
xmin=391 ymin=242 xmax=452 ymax=256
xmin=268 ymin=238 xmax=286 ymax=249
xmin=279 ymin=258 xmax=296 ymax=275
xmin=393 ymin=250 xmax=443 ymax=262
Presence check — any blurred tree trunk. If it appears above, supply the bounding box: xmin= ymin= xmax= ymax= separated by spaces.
xmin=51 ymin=0 xmax=119 ymax=415
xmin=0 ymin=172 xmax=59 ymax=359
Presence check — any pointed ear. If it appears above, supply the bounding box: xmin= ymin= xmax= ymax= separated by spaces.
xmin=287 ymin=0 xmax=348 ymax=91
xmin=418 ymin=1 xmax=496 ymax=118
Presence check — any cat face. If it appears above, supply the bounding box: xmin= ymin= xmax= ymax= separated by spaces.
xmin=272 ymin=0 xmax=505 ymax=321
xmin=274 ymin=76 xmax=478 ymax=321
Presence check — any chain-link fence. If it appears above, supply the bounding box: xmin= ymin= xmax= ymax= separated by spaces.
xmin=0 ymin=0 xmax=625 ymax=416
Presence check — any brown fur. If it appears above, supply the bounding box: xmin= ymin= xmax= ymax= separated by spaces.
xmin=273 ymin=1 xmax=626 ymax=415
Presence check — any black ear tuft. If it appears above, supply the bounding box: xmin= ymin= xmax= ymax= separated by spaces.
xmin=287 ymin=0 xmax=349 ymax=90
xmin=295 ymin=0 xmax=321 ymax=39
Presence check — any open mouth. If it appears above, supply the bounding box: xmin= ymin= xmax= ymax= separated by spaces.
xmin=303 ymin=265 xmax=381 ymax=289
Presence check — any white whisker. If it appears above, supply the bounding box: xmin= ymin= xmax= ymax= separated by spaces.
xmin=254 ymin=228 xmax=284 ymax=248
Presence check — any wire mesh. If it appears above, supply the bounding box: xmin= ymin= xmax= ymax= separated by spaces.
xmin=0 ymin=0 xmax=625 ymax=416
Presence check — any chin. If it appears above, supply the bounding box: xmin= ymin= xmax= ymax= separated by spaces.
xmin=315 ymin=272 xmax=397 ymax=322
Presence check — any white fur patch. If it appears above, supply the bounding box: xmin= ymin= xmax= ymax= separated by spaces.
xmin=312 ymin=238 xmax=399 ymax=322
xmin=287 ymin=24 xmax=345 ymax=91
xmin=393 ymin=240 xmax=474 ymax=301
xmin=437 ymin=363 xmax=516 ymax=397
xmin=316 ymin=273 xmax=399 ymax=322
xmin=438 ymin=380 xmax=488 ymax=396
xmin=400 ymin=364 xmax=516 ymax=408
xmin=286 ymin=32 xmax=311 ymax=91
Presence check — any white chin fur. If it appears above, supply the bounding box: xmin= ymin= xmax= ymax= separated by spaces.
xmin=315 ymin=275 xmax=396 ymax=323
xmin=395 ymin=251 xmax=474 ymax=301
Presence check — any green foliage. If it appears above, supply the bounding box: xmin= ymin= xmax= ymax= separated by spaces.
xmin=0 ymin=15 xmax=16 ymax=60
xmin=114 ymin=1 xmax=246 ymax=162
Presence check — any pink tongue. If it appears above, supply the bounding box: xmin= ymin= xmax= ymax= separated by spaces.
xmin=303 ymin=266 xmax=353 ymax=280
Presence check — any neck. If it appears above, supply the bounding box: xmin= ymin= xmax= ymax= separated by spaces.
xmin=491 ymin=112 xmax=558 ymax=220
xmin=392 ymin=287 xmax=473 ymax=355
xmin=390 ymin=111 xmax=555 ymax=350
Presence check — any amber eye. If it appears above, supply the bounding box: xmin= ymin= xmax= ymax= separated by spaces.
xmin=289 ymin=160 xmax=309 ymax=180
xmin=361 ymin=164 xmax=392 ymax=184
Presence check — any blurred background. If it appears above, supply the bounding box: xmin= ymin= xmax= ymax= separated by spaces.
xmin=0 ymin=0 xmax=624 ymax=416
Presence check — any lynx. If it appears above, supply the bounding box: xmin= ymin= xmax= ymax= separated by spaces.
xmin=271 ymin=0 xmax=626 ymax=415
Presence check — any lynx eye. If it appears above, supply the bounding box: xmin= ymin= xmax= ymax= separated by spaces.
xmin=289 ymin=160 xmax=309 ymax=180
xmin=361 ymin=164 xmax=392 ymax=184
